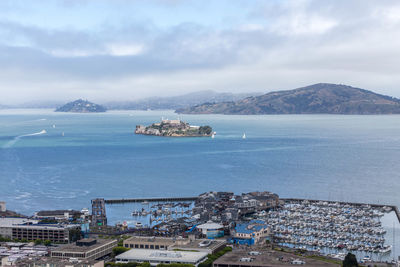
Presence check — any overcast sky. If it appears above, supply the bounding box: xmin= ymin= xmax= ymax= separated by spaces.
xmin=1 ymin=0 xmax=400 ymax=104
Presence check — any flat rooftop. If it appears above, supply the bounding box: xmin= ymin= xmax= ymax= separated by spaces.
xmin=116 ymin=249 xmax=208 ymax=263
xmin=52 ymin=239 xmax=117 ymax=253
xmin=125 ymin=236 xmax=176 ymax=245
xmin=213 ymin=249 xmax=339 ymax=267
xmin=0 ymin=218 xmax=38 ymax=228
xmin=170 ymin=239 xmax=226 ymax=252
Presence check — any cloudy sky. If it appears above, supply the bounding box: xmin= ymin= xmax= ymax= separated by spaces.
xmin=1 ymin=0 xmax=400 ymax=104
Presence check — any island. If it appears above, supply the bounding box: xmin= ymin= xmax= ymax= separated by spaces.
xmin=55 ymin=99 xmax=107 ymax=113
xmin=135 ymin=119 xmax=213 ymax=137
xmin=176 ymin=83 xmax=400 ymax=115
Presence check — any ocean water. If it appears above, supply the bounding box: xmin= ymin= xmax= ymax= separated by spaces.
xmin=1 ymin=109 xmax=400 ymax=258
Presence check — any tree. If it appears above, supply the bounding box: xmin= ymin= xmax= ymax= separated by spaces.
xmin=113 ymin=246 xmax=130 ymax=256
xmin=34 ymin=239 xmax=42 ymax=245
xmin=343 ymin=253 xmax=358 ymax=267
xmin=199 ymin=126 xmax=212 ymax=135
xmin=44 ymin=240 xmax=52 ymax=246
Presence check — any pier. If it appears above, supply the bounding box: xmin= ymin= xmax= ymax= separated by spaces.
xmin=103 ymin=196 xmax=400 ymax=223
xmin=104 ymin=196 xmax=197 ymax=204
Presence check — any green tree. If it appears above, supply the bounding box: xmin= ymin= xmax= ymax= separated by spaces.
xmin=113 ymin=246 xmax=130 ymax=256
xmin=34 ymin=239 xmax=42 ymax=245
xmin=44 ymin=240 xmax=52 ymax=246
xmin=199 ymin=126 xmax=212 ymax=135
xmin=343 ymin=253 xmax=358 ymax=267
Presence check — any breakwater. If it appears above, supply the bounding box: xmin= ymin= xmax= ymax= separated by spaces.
xmin=105 ymin=196 xmax=197 ymax=204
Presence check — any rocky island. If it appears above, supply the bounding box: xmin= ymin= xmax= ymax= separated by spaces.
xmin=135 ymin=119 xmax=213 ymax=137
xmin=55 ymin=99 xmax=107 ymax=113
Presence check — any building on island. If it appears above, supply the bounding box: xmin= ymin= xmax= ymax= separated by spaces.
xmin=0 ymin=202 xmax=6 ymax=212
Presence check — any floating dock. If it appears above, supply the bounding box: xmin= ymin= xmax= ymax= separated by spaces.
xmin=105 ymin=196 xmax=197 ymax=204
xmin=103 ymin=196 xmax=400 ymax=223
xmin=281 ymin=198 xmax=400 ymax=223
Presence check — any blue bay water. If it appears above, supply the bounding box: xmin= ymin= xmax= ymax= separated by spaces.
xmin=1 ymin=109 xmax=400 ymax=258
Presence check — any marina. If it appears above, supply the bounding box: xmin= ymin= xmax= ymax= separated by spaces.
xmin=258 ymin=199 xmax=396 ymax=262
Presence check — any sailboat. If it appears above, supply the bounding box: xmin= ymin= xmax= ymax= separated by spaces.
xmin=242 ymin=133 xmax=246 ymax=139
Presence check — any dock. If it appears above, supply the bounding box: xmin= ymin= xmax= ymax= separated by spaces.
xmin=281 ymin=198 xmax=400 ymax=223
xmin=103 ymin=196 xmax=400 ymax=223
xmin=105 ymin=196 xmax=197 ymax=204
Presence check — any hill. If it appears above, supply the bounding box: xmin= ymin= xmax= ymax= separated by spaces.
xmin=176 ymin=83 xmax=400 ymax=115
xmin=55 ymin=99 xmax=107 ymax=113
xmin=105 ymin=90 xmax=260 ymax=110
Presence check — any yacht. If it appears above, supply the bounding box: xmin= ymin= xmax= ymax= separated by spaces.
xmin=242 ymin=133 xmax=246 ymax=139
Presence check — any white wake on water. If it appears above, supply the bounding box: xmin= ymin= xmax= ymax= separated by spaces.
xmin=3 ymin=129 xmax=47 ymax=148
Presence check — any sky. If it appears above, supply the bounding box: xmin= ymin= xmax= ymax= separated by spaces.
xmin=0 ymin=0 xmax=400 ymax=104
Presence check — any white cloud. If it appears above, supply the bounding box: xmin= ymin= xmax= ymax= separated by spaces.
xmin=106 ymin=43 xmax=145 ymax=56
xmin=1 ymin=0 xmax=400 ymax=104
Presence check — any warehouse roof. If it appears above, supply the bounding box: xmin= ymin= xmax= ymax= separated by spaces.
xmin=116 ymin=249 xmax=208 ymax=263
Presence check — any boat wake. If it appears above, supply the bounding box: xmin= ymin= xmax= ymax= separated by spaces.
xmin=3 ymin=130 xmax=47 ymax=148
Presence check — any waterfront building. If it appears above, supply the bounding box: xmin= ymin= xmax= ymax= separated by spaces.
xmin=123 ymin=236 xmax=226 ymax=254
xmin=0 ymin=217 xmax=81 ymax=243
xmin=50 ymin=238 xmax=117 ymax=260
xmin=116 ymin=249 xmax=208 ymax=266
xmin=230 ymin=220 xmax=269 ymax=246
xmin=34 ymin=210 xmax=83 ymax=221
xmin=196 ymin=221 xmax=224 ymax=239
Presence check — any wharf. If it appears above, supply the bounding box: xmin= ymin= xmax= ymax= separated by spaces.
xmin=105 ymin=196 xmax=197 ymax=204
xmin=281 ymin=198 xmax=400 ymax=223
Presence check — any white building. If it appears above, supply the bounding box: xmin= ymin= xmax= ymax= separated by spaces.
xmin=116 ymin=249 xmax=208 ymax=266
xmin=0 ymin=202 xmax=6 ymax=212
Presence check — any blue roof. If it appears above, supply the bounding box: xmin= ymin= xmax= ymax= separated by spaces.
xmin=235 ymin=220 xmax=268 ymax=234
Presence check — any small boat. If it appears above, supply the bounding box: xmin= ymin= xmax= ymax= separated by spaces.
xmin=242 ymin=133 xmax=246 ymax=139
xmin=211 ymin=133 xmax=215 ymax=139
xmin=131 ymin=210 xmax=140 ymax=216
xmin=135 ymin=222 xmax=143 ymax=228
xmin=52 ymin=124 xmax=56 ymax=128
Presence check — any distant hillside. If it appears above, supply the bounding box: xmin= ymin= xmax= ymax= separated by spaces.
xmin=55 ymin=99 xmax=107 ymax=113
xmin=105 ymin=90 xmax=261 ymax=110
xmin=176 ymin=83 xmax=400 ymax=115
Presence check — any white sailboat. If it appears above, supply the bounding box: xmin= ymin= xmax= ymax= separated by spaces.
xmin=242 ymin=133 xmax=246 ymax=139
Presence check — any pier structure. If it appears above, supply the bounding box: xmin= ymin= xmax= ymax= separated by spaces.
xmin=91 ymin=198 xmax=107 ymax=226
xmin=100 ymin=196 xmax=400 ymax=224
xmin=104 ymin=196 xmax=197 ymax=204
